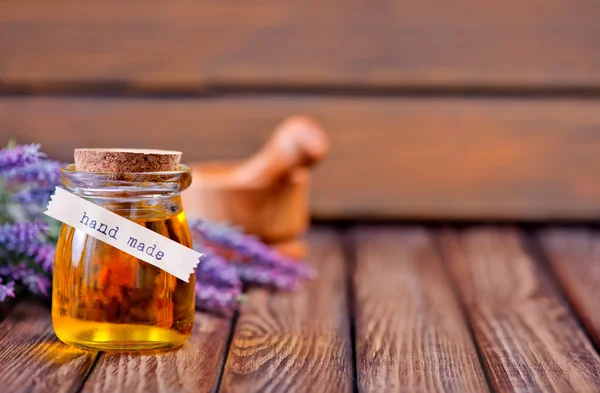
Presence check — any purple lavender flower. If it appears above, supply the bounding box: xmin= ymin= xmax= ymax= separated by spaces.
xmin=12 ymin=187 xmax=56 ymax=205
xmin=190 ymin=219 xmax=315 ymax=281
xmin=0 ymin=263 xmax=50 ymax=296
xmin=0 ymin=221 xmax=48 ymax=255
xmin=0 ymin=144 xmax=56 ymax=303
xmin=5 ymin=159 xmax=61 ymax=205
xmin=0 ymin=144 xmax=41 ymax=173
xmin=21 ymin=273 xmax=51 ymax=296
xmin=190 ymin=218 xmax=315 ymax=292
xmin=234 ymin=263 xmax=301 ymax=290
xmin=196 ymin=250 xmax=242 ymax=290
xmin=0 ymin=221 xmax=54 ymax=273
xmin=32 ymin=244 xmax=55 ymax=272
xmin=6 ymin=159 xmax=61 ymax=185
xmin=0 ymin=278 xmax=15 ymax=301
xmin=239 ymin=241 xmax=315 ymax=279
xmin=195 ymin=280 xmax=243 ymax=314
xmin=194 ymin=249 xmax=243 ymax=312
xmin=0 ymin=263 xmax=32 ymax=281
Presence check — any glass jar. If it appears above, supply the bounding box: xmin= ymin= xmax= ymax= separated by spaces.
xmin=52 ymin=164 xmax=195 ymax=351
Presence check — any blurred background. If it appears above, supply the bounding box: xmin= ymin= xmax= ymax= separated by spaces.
xmin=1 ymin=0 xmax=599 ymax=222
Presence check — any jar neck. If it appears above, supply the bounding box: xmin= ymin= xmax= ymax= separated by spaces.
xmin=87 ymin=194 xmax=185 ymax=221
xmin=59 ymin=164 xmax=192 ymax=220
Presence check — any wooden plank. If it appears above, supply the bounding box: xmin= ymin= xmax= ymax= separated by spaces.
xmin=219 ymin=230 xmax=353 ymax=392
xmin=439 ymin=228 xmax=600 ymax=392
xmin=0 ymin=300 xmax=98 ymax=393
xmin=353 ymin=228 xmax=489 ymax=393
xmin=538 ymin=228 xmax=600 ymax=348
xmin=82 ymin=311 xmax=232 ymax=393
xmin=1 ymin=1 xmax=599 ymax=90
xmin=3 ymin=96 xmax=600 ymax=220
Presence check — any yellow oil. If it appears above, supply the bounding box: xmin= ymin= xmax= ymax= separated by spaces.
xmin=52 ymin=211 xmax=195 ymax=351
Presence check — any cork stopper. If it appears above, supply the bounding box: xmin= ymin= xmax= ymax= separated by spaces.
xmin=74 ymin=148 xmax=182 ymax=173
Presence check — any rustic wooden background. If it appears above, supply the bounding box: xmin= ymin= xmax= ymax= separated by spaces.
xmin=1 ymin=0 xmax=600 ymax=220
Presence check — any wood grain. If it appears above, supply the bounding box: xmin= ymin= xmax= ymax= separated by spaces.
xmin=3 ymin=96 xmax=600 ymax=220
xmin=538 ymin=228 xmax=600 ymax=348
xmin=353 ymin=228 xmax=488 ymax=393
xmin=219 ymin=230 xmax=353 ymax=393
xmin=1 ymin=1 xmax=599 ymax=89
xmin=440 ymin=228 xmax=600 ymax=392
xmin=81 ymin=311 xmax=232 ymax=393
xmin=0 ymin=300 xmax=98 ymax=393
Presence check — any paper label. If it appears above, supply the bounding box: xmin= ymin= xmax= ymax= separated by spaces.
xmin=45 ymin=187 xmax=202 ymax=282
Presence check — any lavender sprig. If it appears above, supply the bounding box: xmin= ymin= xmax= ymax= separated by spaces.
xmin=0 ymin=263 xmax=50 ymax=296
xmin=190 ymin=219 xmax=315 ymax=279
xmin=32 ymin=244 xmax=55 ymax=272
xmin=234 ymin=262 xmax=301 ymax=290
xmin=0 ymin=144 xmax=55 ymax=304
xmin=5 ymin=159 xmax=61 ymax=185
xmin=239 ymin=241 xmax=315 ymax=279
xmin=22 ymin=273 xmax=51 ymax=296
xmin=195 ymin=281 xmax=243 ymax=314
xmin=190 ymin=219 xmax=315 ymax=294
xmin=194 ymin=247 xmax=243 ymax=313
xmin=0 ymin=221 xmax=48 ymax=254
xmin=13 ymin=187 xmax=56 ymax=205
xmin=5 ymin=159 xmax=61 ymax=206
xmin=0 ymin=220 xmax=52 ymax=259
xmin=195 ymin=250 xmax=242 ymax=290
xmin=0 ymin=144 xmax=42 ymax=173
xmin=0 ymin=278 xmax=15 ymax=301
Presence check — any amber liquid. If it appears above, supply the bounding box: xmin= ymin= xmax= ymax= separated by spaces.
xmin=52 ymin=209 xmax=195 ymax=351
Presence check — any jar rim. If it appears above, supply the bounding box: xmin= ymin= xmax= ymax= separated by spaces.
xmin=61 ymin=163 xmax=191 ymax=176
xmin=60 ymin=164 xmax=192 ymax=197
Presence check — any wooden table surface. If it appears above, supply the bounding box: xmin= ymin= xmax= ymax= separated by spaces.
xmin=1 ymin=225 xmax=600 ymax=393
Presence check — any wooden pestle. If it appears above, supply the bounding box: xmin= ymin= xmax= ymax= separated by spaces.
xmin=196 ymin=116 xmax=329 ymax=188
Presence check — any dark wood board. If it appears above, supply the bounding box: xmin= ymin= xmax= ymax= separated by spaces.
xmin=3 ymin=96 xmax=600 ymax=220
xmin=219 ymin=230 xmax=354 ymax=392
xmin=538 ymin=228 xmax=600 ymax=349
xmin=440 ymin=228 xmax=600 ymax=392
xmin=1 ymin=1 xmax=599 ymax=90
xmin=81 ymin=311 xmax=232 ymax=393
xmin=0 ymin=300 xmax=98 ymax=393
xmin=353 ymin=227 xmax=489 ymax=393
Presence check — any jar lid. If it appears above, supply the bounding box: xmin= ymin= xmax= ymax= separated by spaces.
xmin=74 ymin=148 xmax=182 ymax=173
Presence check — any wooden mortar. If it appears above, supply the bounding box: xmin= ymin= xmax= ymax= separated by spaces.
xmin=182 ymin=116 xmax=329 ymax=257
xmin=184 ymin=162 xmax=309 ymax=243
